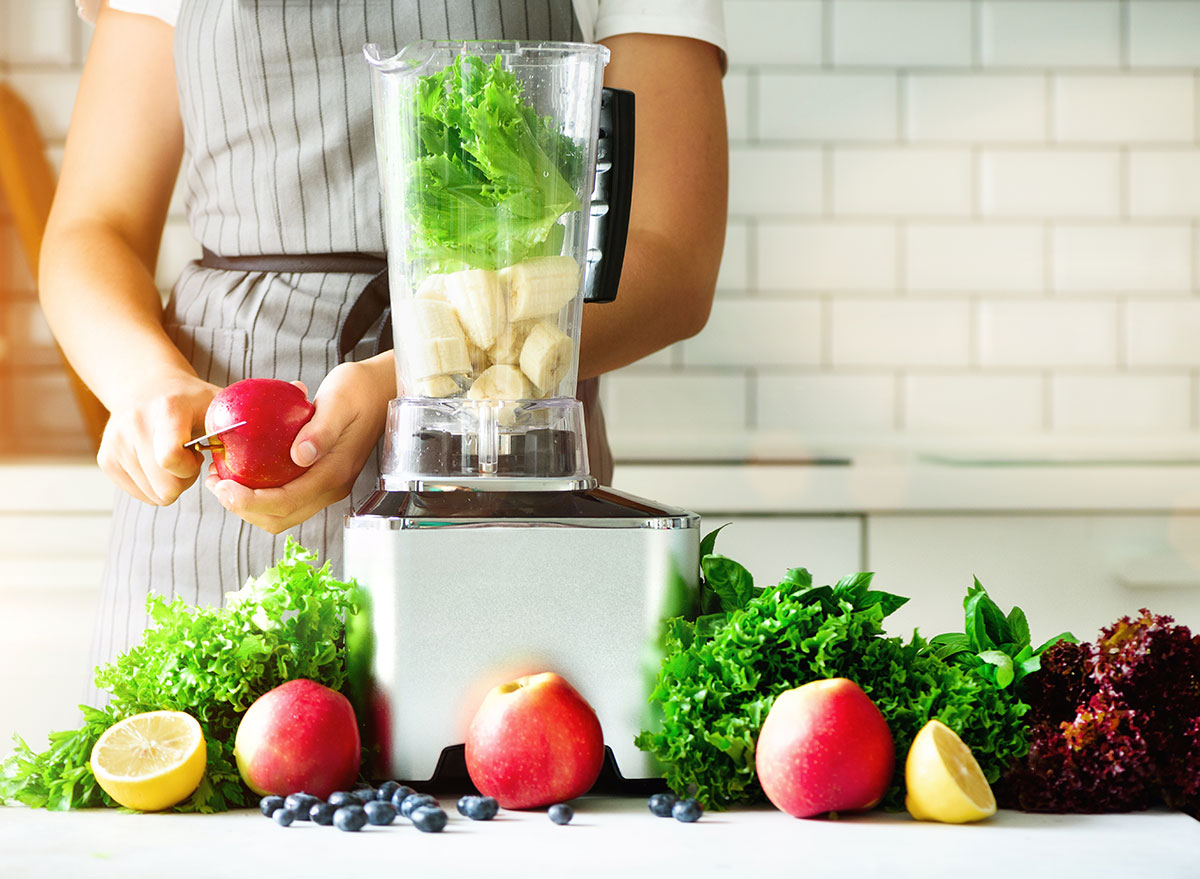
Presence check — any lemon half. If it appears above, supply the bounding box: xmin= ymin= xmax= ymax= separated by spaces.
xmin=89 ymin=710 xmax=207 ymax=811
xmin=904 ymin=719 xmax=997 ymax=823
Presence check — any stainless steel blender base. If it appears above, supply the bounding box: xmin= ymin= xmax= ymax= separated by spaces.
xmin=342 ymin=487 xmax=700 ymax=785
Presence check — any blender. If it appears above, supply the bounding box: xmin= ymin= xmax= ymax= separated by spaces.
xmin=344 ymin=40 xmax=700 ymax=787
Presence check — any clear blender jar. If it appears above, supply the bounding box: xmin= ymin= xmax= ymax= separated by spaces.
xmin=365 ymin=40 xmax=632 ymax=490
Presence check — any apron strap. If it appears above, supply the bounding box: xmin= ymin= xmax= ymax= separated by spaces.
xmin=198 ymin=247 xmax=392 ymax=362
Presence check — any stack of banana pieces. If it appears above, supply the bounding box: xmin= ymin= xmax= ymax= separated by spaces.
xmin=397 ymin=254 xmax=580 ymax=401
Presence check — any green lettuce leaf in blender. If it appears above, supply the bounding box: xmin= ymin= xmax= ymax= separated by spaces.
xmin=0 ymin=538 xmax=358 ymax=812
xmin=410 ymin=53 xmax=583 ymax=270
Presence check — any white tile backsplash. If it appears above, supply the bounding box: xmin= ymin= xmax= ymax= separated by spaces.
xmin=832 ymin=147 xmax=973 ymax=216
xmin=602 ymin=372 xmax=748 ymax=431
xmin=6 ymin=0 xmax=75 ymax=67
xmin=978 ymin=301 xmax=1118 ymax=366
xmin=715 ymin=221 xmax=750 ymax=293
xmin=980 ymin=149 xmax=1121 ymax=217
xmin=830 ymin=299 xmax=971 ymax=367
xmin=759 ymin=73 xmax=897 ymax=142
xmin=1052 ymin=225 xmax=1193 ymax=294
xmin=906 ymin=75 xmax=1046 ymax=142
xmin=757 ymin=222 xmax=897 ymax=292
xmin=5 ymin=71 xmax=79 ymax=141
xmin=831 ymin=1 xmax=973 ymax=68
xmin=905 ymin=223 xmax=1044 ymax=293
xmin=904 ymin=373 xmax=1045 ymax=432
xmin=1129 ymin=150 xmax=1200 ymax=218
xmin=724 ymin=71 xmax=751 ymax=141
xmin=1051 ymin=374 xmax=1192 ymax=433
xmin=1053 ymin=74 xmax=1196 ymax=143
xmin=1128 ymin=1 xmax=1200 ymax=67
xmin=757 ymin=373 xmax=897 ymax=432
xmin=724 ymin=0 xmax=824 ymax=67
xmin=729 ymin=146 xmax=823 ymax=217
xmin=980 ymin=1 xmax=1122 ymax=68
xmin=682 ymin=299 xmax=822 ymax=367
xmin=1126 ymin=301 xmax=1200 ymax=367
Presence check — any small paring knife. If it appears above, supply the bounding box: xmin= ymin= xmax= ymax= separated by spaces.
xmin=184 ymin=421 xmax=247 ymax=449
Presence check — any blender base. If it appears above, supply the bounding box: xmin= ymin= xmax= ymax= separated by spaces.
xmin=342 ymin=485 xmax=700 ymax=787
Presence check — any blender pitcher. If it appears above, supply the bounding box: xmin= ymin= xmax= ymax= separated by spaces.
xmin=364 ymin=40 xmax=633 ymax=489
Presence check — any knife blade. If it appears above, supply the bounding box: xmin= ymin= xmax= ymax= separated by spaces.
xmin=184 ymin=421 xmax=247 ymax=449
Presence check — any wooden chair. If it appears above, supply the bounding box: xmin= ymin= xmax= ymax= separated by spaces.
xmin=0 ymin=82 xmax=108 ymax=452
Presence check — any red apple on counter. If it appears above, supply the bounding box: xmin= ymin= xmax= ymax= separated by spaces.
xmin=755 ymin=677 xmax=894 ymax=819
xmin=233 ymin=679 xmax=361 ymax=800
xmin=203 ymin=378 xmax=315 ymax=488
xmin=464 ymin=672 xmax=605 ymax=810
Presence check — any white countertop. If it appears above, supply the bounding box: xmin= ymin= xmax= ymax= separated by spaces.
xmin=2 ymin=799 xmax=1197 ymax=879
xmin=10 ymin=456 xmax=1200 ymax=515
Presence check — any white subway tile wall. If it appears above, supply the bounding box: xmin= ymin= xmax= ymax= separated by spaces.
xmin=611 ymin=0 xmax=1200 ymax=458
xmin=6 ymin=1 xmax=1200 ymax=461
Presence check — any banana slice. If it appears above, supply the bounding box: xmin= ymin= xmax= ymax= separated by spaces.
xmin=415 ymin=274 xmax=448 ymax=302
xmin=467 ymin=364 xmax=533 ymax=401
xmin=396 ymin=298 xmax=472 ymax=380
xmin=488 ymin=319 xmax=537 ymax=365
xmin=413 ymin=375 xmax=461 ymax=398
xmin=501 ymin=256 xmax=581 ymax=321
xmin=445 ymin=268 xmax=506 ymax=350
xmin=519 ymin=321 xmax=573 ymax=395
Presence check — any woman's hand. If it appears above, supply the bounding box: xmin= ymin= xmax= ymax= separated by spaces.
xmin=204 ymin=355 xmax=394 ymax=534
xmin=98 ymin=373 xmax=220 ymax=505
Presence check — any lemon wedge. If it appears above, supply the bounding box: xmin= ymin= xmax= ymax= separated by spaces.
xmin=89 ymin=710 xmax=207 ymax=811
xmin=904 ymin=719 xmax=996 ymax=823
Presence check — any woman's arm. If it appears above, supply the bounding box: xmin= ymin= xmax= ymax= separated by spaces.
xmin=579 ymin=33 xmax=728 ymax=378
xmin=39 ymin=4 xmax=211 ymax=505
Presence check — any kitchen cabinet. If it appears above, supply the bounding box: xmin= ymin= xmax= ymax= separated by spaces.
xmin=868 ymin=514 xmax=1200 ymax=641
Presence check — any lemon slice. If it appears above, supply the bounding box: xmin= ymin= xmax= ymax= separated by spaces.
xmin=89 ymin=710 xmax=207 ymax=811
xmin=904 ymin=719 xmax=996 ymax=823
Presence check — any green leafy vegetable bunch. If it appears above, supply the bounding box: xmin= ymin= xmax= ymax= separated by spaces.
xmin=635 ymin=531 xmax=1034 ymax=811
xmin=410 ymin=53 xmax=584 ymax=270
xmin=0 ymin=539 xmax=357 ymax=812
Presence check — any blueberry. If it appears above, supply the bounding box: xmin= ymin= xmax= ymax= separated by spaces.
xmin=458 ymin=796 xmax=498 ymax=821
xmin=389 ymin=785 xmax=416 ymax=809
xmin=672 ymin=798 xmax=702 ymax=823
xmin=399 ymin=793 xmax=438 ymax=819
xmin=310 ymin=802 xmax=337 ymax=826
xmin=259 ymin=795 xmax=285 ymax=818
xmin=648 ymin=793 xmax=677 ymax=818
xmin=456 ymin=795 xmax=474 ymax=816
xmin=333 ymin=805 xmax=368 ymax=832
xmin=377 ymin=780 xmax=401 ymax=802
xmin=353 ymin=787 xmax=378 ymax=804
xmin=410 ymin=805 xmax=447 ymax=833
xmin=328 ymin=791 xmax=356 ymax=808
xmin=364 ymin=800 xmax=397 ymax=826
xmin=285 ymin=792 xmax=318 ymax=820
xmin=273 ymin=808 xmax=296 ymax=827
xmin=548 ymin=803 xmax=573 ymax=825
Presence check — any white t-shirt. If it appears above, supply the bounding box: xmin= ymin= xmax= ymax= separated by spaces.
xmin=77 ymin=0 xmax=727 ymax=67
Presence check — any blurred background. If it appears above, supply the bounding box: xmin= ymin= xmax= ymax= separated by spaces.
xmin=3 ymin=0 xmax=1200 ymax=747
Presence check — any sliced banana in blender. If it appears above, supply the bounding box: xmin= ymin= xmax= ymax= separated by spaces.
xmin=501 ymin=255 xmax=581 ymax=321
xmin=415 ymin=273 xmax=448 ymax=301
xmin=444 ymin=268 xmax=506 ymax=350
xmin=488 ymin=319 xmax=537 ymax=365
xmin=519 ymin=321 xmax=573 ymax=395
xmin=467 ymin=364 xmax=534 ymax=401
xmin=413 ymin=374 xmax=461 ymax=398
xmin=396 ymin=298 xmax=472 ymax=379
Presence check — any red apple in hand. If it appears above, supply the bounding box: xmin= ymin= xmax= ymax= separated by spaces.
xmin=465 ymin=672 xmax=605 ymax=810
xmin=233 ymin=679 xmax=361 ymax=800
xmin=755 ymin=677 xmax=894 ymax=819
xmin=204 ymin=378 xmax=315 ymax=488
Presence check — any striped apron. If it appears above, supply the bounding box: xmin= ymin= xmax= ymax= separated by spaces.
xmin=87 ymin=0 xmax=612 ymax=691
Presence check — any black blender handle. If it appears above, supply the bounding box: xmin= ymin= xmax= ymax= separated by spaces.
xmin=583 ymin=87 xmax=635 ymax=304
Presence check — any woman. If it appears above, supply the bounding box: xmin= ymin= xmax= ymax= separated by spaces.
xmin=42 ymin=0 xmax=728 ymax=673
